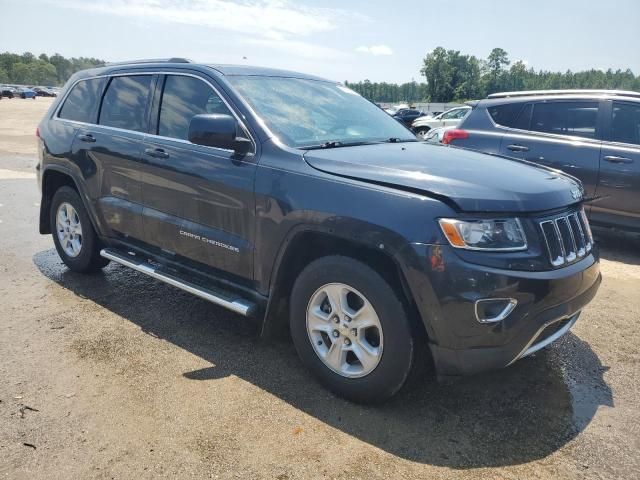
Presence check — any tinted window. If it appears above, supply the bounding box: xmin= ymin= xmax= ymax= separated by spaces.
xmin=158 ymin=75 xmax=232 ymax=140
xmin=610 ymin=102 xmax=640 ymax=145
xmin=530 ymin=102 xmax=598 ymax=139
xmin=488 ymin=102 xmax=526 ymax=128
xmin=99 ymin=75 xmax=153 ymax=132
xmin=513 ymin=103 xmax=532 ymax=130
xmin=58 ymin=78 xmax=104 ymax=123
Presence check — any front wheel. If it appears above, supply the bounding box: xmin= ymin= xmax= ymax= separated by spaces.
xmin=50 ymin=186 xmax=109 ymax=273
xmin=290 ymin=256 xmax=416 ymax=403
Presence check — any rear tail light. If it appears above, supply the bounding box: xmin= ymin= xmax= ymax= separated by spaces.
xmin=443 ymin=129 xmax=469 ymax=144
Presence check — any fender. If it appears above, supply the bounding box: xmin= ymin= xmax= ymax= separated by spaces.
xmin=39 ymin=164 xmax=104 ymax=236
xmin=260 ymin=223 xmax=424 ymax=338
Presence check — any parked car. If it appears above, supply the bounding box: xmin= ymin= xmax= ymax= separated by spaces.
xmin=392 ymin=108 xmax=425 ymax=127
xmin=411 ymin=105 xmax=472 ymax=139
xmin=384 ymin=103 xmax=409 ymax=115
xmin=1 ymin=86 xmax=17 ymax=98
xmin=33 ymin=87 xmax=57 ymax=97
xmin=36 ymin=60 xmax=600 ymax=402
xmin=15 ymin=87 xmax=37 ymax=99
xmin=446 ymin=90 xmax=640 ymax=232
xmin=422 ymin=125 xmax=455 ymax=143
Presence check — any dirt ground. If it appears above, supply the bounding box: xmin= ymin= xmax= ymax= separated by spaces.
xmin=1 ymin=97 xmax=639 ymax=479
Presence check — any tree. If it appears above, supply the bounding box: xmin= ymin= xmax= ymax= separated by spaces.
xmin=0 ymin=51 xmax=104 ymax=86
xmin=484 ymin=47 xmax=510 ymax=94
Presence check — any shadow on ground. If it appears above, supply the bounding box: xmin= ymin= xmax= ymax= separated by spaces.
xmin=35 ymin=248 xmax=612 ymax=469
xmin=593 ymin=227 xmax=640 ymax=266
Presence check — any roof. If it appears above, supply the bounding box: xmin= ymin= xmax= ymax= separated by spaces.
xmin=89 ymin=58 xmax=331 ymax=82
xmin=205 ymin=64 xmax=331 ymax=82
xmin=488 ymin=89 xmax=640 ymax=100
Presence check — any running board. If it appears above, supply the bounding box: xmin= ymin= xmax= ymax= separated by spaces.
xmin=100 ymin=248 xmax=256 ymax=317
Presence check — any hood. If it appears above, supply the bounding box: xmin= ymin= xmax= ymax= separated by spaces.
xmin=303 ymin=142 xmax=582 ymax=213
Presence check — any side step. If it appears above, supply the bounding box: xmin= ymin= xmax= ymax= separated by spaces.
xmin=100 ymin=248 xmax=256 ymax=317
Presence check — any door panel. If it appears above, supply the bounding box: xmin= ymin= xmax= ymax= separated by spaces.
xmin=593 ymin=101 xmax=640 ymax=230
xmin=508 ymin=101 xmax=601 ymax=197
xmin=139 ymin=73 xmax=257 ymax=281
xmin=140 ymin=138 xmax=256 ymax=280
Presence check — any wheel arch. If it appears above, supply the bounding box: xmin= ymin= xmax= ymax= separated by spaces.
xmin=39 ymin=166 xmax=99 ymax=235
xmin=260 ymin=229 xmax=426 ymax=342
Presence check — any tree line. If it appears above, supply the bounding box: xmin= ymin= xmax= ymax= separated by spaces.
xmin=0 ymin=52 xmax=104 ymax=86
xmin=346 ymin=47 xmax=640 ymax=103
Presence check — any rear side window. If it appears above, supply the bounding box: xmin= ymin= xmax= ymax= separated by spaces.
xmin=58 ymin=78 xmax=104 ymax=123
xmin=610 ymin=102 xmax=640 ymax=145
xmin=488 ymin=102 xmax=526 ymax=128
xmin=530 ymin=101 xmax=598 ymax=139
xmin=99 ymin=75 xmax=153 ymax=133
xmin=158 ymin=75 xmax=232 ymax=141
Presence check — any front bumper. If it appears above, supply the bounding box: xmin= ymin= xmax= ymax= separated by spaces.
xmin=400 ymin=243 xmax=602 ymax=377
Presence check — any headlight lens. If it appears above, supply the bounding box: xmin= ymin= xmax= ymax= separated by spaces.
xmin=439 ymin=218 xmax=527 ymax=251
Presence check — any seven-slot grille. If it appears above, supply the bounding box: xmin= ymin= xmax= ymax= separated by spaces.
xmin=540 ymin=210 xmax=592 ymax=267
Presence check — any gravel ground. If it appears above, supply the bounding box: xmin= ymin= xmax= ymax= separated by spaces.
xmin=0 ymin=98 xmax=639 ymax=479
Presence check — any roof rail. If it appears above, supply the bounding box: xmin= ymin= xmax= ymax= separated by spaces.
xmin=104 ymin=58 xmax=193 ymax=66
xmin=487 ymin=89 xmax=640 ymax=99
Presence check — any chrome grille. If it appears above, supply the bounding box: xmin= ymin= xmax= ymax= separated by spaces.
xmin=540 ymin=211 xmax=592 ymax=267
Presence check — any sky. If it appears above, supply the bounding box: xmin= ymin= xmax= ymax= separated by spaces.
xmin=1 ymin=0 xmax=639 ymax=84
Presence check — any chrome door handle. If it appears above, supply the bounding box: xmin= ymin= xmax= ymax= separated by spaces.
xmin=603 ymin=155 xmax=633 ymax=164
xmin=507 ymin=144 xmax=529 ymax=152
xmin=78 ymin=133 xmax=96 ymax=143
xmin=144 ymin=148 xmax=169 ymax=159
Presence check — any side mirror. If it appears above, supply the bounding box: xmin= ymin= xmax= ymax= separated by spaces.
xmin=188 ymin=114 xmax=252 ymax=154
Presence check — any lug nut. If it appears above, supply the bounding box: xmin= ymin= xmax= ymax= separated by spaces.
xmin=345 ymin=315 xmax=351 ymax=323
xmin=332 ymin=330 xmax=339 ymax=338
xmin=344 ymin=338 xmax=351 ymax=346
xmin=351 ymin=328 xmax=357 ymax=337
xmin=332 ymin=316 xmax=340 ymax=324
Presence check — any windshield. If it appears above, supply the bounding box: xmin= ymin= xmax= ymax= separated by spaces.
xmin=227 ymin=76 xmax=417 ymax=148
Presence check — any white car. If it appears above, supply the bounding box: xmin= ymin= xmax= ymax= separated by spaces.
xmin=411 ymin=106 xmax=471 ymax=139
xmin=422 ymin=125 xmax=455 ymax=143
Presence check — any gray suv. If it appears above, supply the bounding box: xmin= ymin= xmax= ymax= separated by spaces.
xmin=446 ymin=90 xmax=640 ymax=232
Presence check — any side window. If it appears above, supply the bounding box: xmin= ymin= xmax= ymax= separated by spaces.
xmin=530 ymin=102 xmax=598 ymax=139
xmin=513 ymin=103 xmax=532 ymax=130
xmin=99 ymin=75 xmax=153 ymax=133
xmin=455 ymin=108 xmax=470 ymax=119
xmin=440 ymin=109 xmax=457 ymax=119
xmin=488 ymin=102 xmax=525 ymax=128
xmin=158 ymin=75 xmax=232 ymax=141
xmin=58 ymin=78 xmax=105 ymax=123
xmin=610 ymin=102 xmax=640 ymax=145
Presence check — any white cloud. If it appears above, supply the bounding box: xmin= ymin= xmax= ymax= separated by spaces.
xmin=53 ymin=0 xmax=367 ymax=59
xmin=355 ymin=45 xmax=393 ymax=56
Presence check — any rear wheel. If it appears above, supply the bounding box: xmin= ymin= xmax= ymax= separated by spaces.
xmin=290 ymin=256 xmax=415 ymax=403
xmin=50 ymin=186 xmax=109 ymax=273
xmin=415 ymin=127 xmax=431 ymax=140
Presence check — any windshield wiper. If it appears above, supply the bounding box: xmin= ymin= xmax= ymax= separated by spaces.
xmin=301 ymin=138 xmax=417 ymax=150
xmin=302 ymin=140 xmax=372 ymax=150
xmin=385 ymin=137 xmax=417 ymax=143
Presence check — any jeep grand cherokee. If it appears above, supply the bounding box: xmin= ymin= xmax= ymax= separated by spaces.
xmin=36 ymin=59 xmax=601 ymax=402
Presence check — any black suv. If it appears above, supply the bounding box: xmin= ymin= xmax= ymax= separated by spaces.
xmin=36 ymin=60 xmax=601 ymax=402
xmin=445 ymin=90 xmax=640 ymax=232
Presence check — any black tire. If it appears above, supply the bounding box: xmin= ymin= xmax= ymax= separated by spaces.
xmin=289 ymin=256 xmax=415 ymax=403
xmin=415 ymin=127 xmax=431 ymax=139
xmin=50 ymin=186 xmax=109 ymax=273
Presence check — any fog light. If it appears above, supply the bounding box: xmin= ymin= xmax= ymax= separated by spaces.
xmin=475 ymin=298 xmax=517 ymax=323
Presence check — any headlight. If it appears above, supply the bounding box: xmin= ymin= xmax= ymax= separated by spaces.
xmin=439 ymin=218 xmax=527 ymax=251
